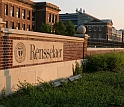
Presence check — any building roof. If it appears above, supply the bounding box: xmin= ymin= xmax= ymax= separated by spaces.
xmin=83 ymin=13 xmax=99 ymax=20
xmin=60 ymin=12 xmax=99 ymax=20
xmin=84 ymin=18 xmax=113 ymax=25
xmin=60 ymin=11 xmax=113 ymax=26
xmin=100 ymin=19 xmax=112 ymax=23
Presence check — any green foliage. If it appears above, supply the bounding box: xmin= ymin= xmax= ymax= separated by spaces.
xmin=1 ymin=53 xmax=124 ymax=107
xmin=16 ymin=80 xmax=37 ymax=97
xmin=53 ymin=20 xmax=75 ymax=36
xmin=86 ymin=52 xmax=124 ymax=72
xmin=73 ymin=61 xmax=82 ymax=75
xmin=0 ymin=70 xmax=124 ymax=107
xmin=0 ymin=87 xmax=6 ymax=101
xmin=53 ymin=21 xmax=66 ymax=35
xmin=63 ymin=20 xmax=75 ymax=36
xmin=40 ymin=23 xmax=51 ymax=33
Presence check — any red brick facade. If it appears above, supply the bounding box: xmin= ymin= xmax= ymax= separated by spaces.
xmin=0 ymin=0 xmax=33 ymax=31
xmin=0 ymin=1 xmax=60 ymax=32
xmin=84 ymin=19 xmax=113 ymax=42
xmin=0 ymin=36 xmax=83 ymax=70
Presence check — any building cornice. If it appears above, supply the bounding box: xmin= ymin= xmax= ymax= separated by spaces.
xmin=17 ymin=0 xmax=33 ymax=5
xmin=34 ymin=2 xmax=61 ymax=11
xmin=46 ymin=4 xmax=61 ymax=11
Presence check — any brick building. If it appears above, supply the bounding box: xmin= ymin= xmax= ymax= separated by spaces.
xmin=0 ymin=0 xmax=33 ymax=31
xmin=112 ymin=27 xmax=122 ymax=42
xmin=33 ymin=2 xmax=61 ymax=32
xmin=0 ymin=1 xmax=60 ymax=32
xmin=60 ymin=10 xmax=114 ymax=41
xmin=84 ymin=19 xmax=113 ymax=41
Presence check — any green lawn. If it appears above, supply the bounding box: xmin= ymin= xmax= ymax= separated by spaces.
xmin=0 ymin=69 xmax=124 ymax=107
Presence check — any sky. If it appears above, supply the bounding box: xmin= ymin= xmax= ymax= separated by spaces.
xmin=34 ymin=0 xmax=124 ymax=30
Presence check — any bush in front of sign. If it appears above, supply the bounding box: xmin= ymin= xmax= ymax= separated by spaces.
xmin=86 ymin=52 xmax=124 ymax=73
xmin=1 ymin=70 xmax=124 ymax=107
xmin=0 ymin=87 xmax=6 ymax=100
xmin=73 ymin=61 xmax=83 ymax=75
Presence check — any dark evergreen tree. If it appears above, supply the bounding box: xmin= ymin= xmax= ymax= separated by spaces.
xmin=40 ymin=23 xmax=51 ymax=33
xmin=54 ymin=20 xmax=75 ymax=36
xmin=64 ymin=20 xmax=75 ymax=36
xmin=53 ymin=21 xmax=66 ymax=35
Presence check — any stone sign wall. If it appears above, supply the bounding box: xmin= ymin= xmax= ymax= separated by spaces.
xmin=0 ymin=19 xmax=87 ymax=94
xmin=0 ymin=34 xmax=84 ymax=70
xmin=13 ymin=40 xmax=63 ymax=66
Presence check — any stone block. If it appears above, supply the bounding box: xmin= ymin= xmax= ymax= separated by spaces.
xmin=8 ymin=71 xmax=36 ymax=93
xmin=36 ymin=67 xmax=57 ymax=82
xmin=57 ymin=64 xmax=73 ymax=78
xmin=0 ymin=70 xmax=4 ymax=77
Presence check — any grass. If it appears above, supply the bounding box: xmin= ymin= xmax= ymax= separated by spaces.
xmin=0 ymin=68 xmax=124 ymax=107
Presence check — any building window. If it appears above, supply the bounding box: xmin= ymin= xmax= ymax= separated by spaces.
xmin=99 ymin=26 xmax=102 ymax=31
xmin=48 ymin=13 xmax=50 ymax=22
xmin=88 ymin=26 xmax=92 ymax=31
xmin=32 ymin=11 xmax=35 ymax=21
xmin=16 ymin=23 xmax=20 ymax=30
xmin=32 ymin=25 xmax=35 ymax=31
xmin=88 ymin=33 xmax=92 ymax=38
xmin=22 ymin=9 xmax=25 ymax=19
xmin=94 ymin=26 xmax=97 ymax=31
xmin=98 ymin=33 xmax=102 ymax=39
xmin=10 ymin=6 xmax=14 ymax=17
xmin=22 ymin=24 xmax=25 ymax=30
xmin=112 ymin=35 xmax=116 ymax=41
xmin=16 ymin=8 xmax=20 ymax=18
xmin=48 ymin=14 xmax=51 ymax=22
xmin=52 ymin=14 xmax=54 ymax=23
xmin=5 ymin=4 xmax=8 ymax=15
xmin=5 ymin=21 xmax=8 ymax=28
xmin=27 ymin=24 xmax=30 ymax=31
xmin=108 ymin=35 xmax=112 ymax=40
xmin=10 ymin=22 xmax=14 ymax=29
xmin=93 ymin=33 xmax=97 ymax=39
xmin=27 ymin=11 xmax=30 ymax=20
xmin=55 ymin=15 xmax=57 ymax=23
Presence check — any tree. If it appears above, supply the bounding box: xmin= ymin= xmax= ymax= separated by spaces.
xmin=64 ymin=20 xmax=75 ymax=36
xmin=53 ymin=21 xmax=66 ymax=35
xmin=53 ymin=20 xmax=75 ymax=36
xmin=40 ymin=23 xmax=51 ymax=33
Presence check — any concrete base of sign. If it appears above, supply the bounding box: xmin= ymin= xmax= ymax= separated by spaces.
xmin=0 ymin=59 xmax=82 ymax=95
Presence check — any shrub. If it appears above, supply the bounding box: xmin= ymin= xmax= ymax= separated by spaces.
xmin=16 ymin=80 xmax=37 ymax=96
xmin=86 ymin=52 xmax=124 ymax=72
xmin=73 ymin=61 xmax=82 ymax=75
xmin=0 ymin=87 xmax=6 ymax=101
xmin=1 ymin=70 xmax=124 ymax=107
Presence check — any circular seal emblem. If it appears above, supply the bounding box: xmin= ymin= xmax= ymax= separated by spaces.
xmin=14 ymin=42 xmax=26 ymax=63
